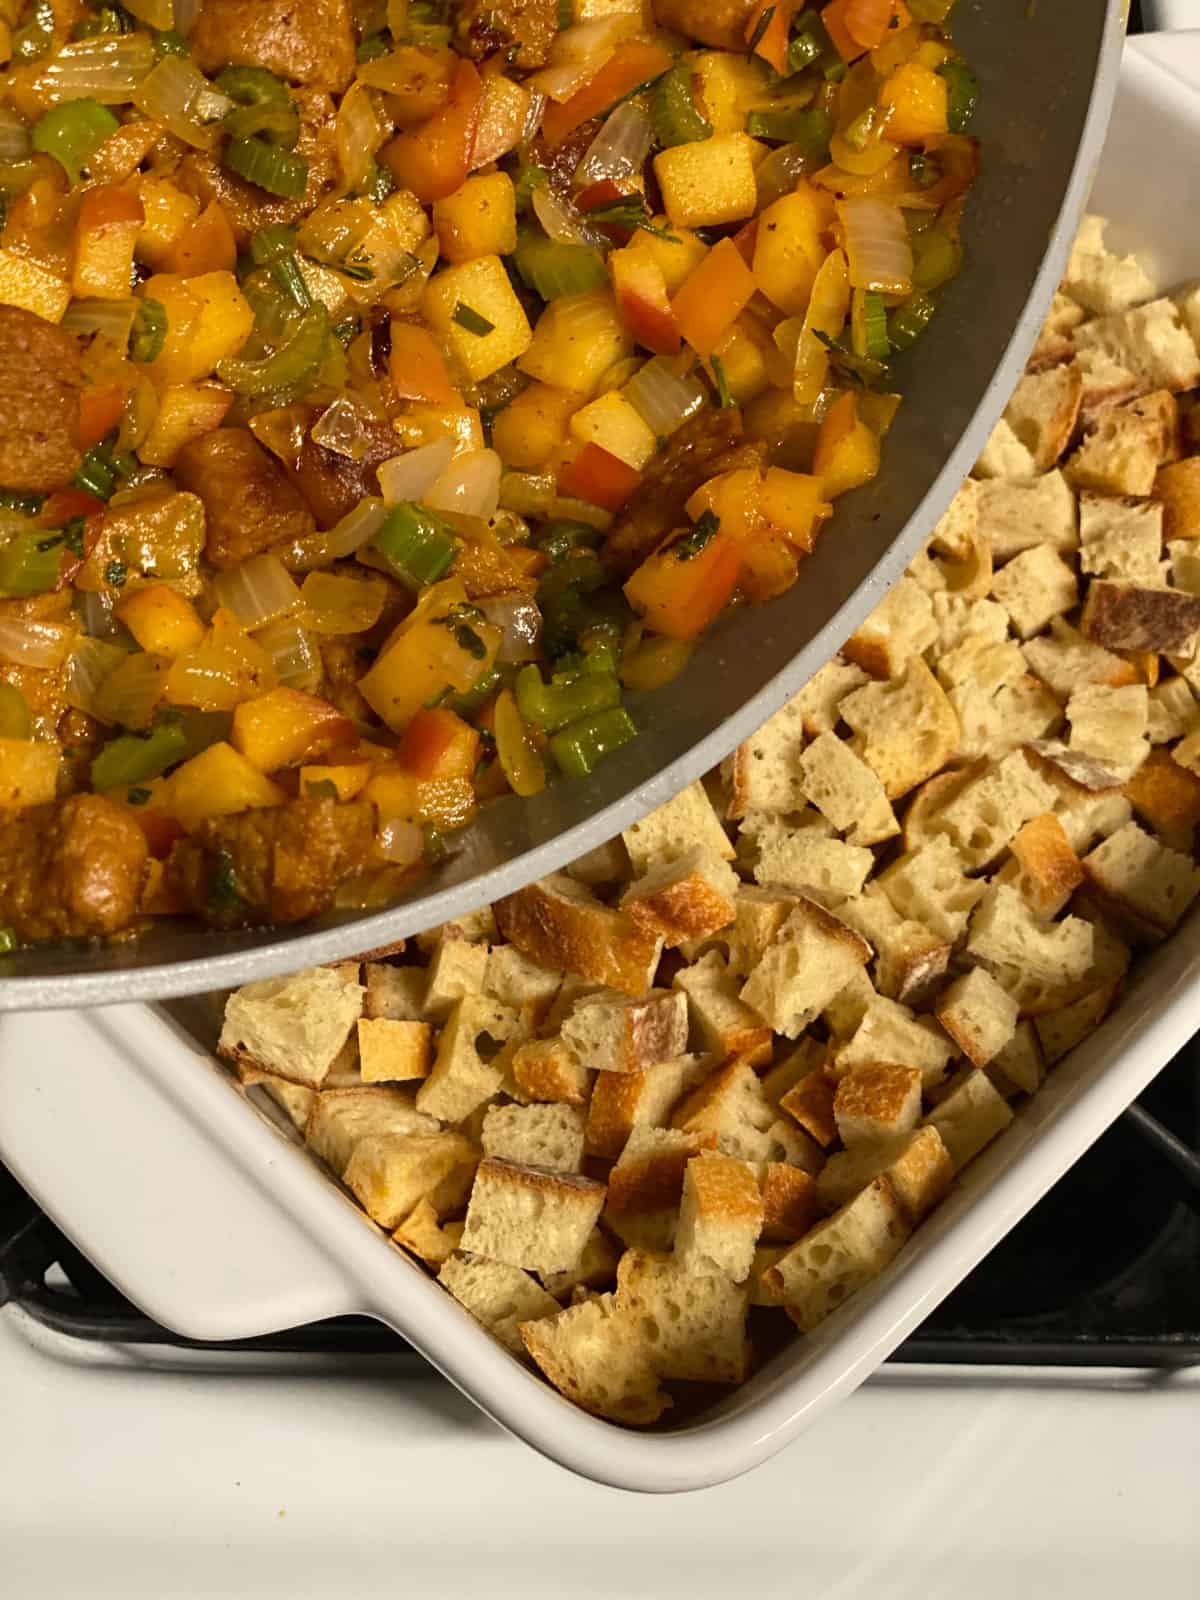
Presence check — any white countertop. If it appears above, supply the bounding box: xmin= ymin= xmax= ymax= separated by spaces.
xmin=5 ymin=1309 xmax=1199 ymax=1599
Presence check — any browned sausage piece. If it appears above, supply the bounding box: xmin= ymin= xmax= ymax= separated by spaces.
xmin=189 ymin=0 xmax=356 ymax=93
xmin=603 ymin=408 xmax=766 ymax=574
xmin=454 ymin=0 xmax=557 ymax=69
xmin=0 ymin=305 xmax=83 ymax=493
xmin=173 ymin=427 xmax=316 ymax=570
xmin=652 ymin=0 xmax=760 ymax=50
xmin=286 ymin=405 xmax=403 ymax=530
xmin=166 ymin=796 xmax=376 ymax=927
xmin=0 ymin=793 xmax=148 ymax=944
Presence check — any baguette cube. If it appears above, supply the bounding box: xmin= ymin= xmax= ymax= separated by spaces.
xmin=966 ymin=884 xmax=1094 ymax=1005
xmin=1066 ymin=390 xmax=1180 ymax=497
xmin=674 ymin=950 xmax=773 ymax=1066
xmin=922 ymin=750 xmax=1059 ymax=871
xmin=1082 ymin=820 xmax=1200 ymax=936
xmin=759 ymin=1162 xmax=820 ymax=1243
xmin=560 ymin=987 xmax=688 ymax=1074
xmin=790 ymin=656 xmax=869 ymax=735
xmin=815 ymin=1125 xmax=953 ymax=1222
xmin=483 ymin=944 xmax=563 ymax=1020
xmin=935 ymin=968 xmax=1019 ymax=1068
xmin=459 ymin=1157 xmax=606 ymax=1276
xmin=1033 ymin=982 xmax=1121 ymax=1065
xmin=671 ymin=1058 xmax=776 ymax=1163
xmin=520 ymin=1293 xmax=670 ymax=1424
xmin=363 ymin=963 xmax=428 ymax=1021
xmin=343 ymin=1131 xmax=479 ymax=1228
xmin=1006 ymin=811 xmax=1085 ymax=917
xmin=356 ymin=1017 xmax=433 ymax=1082
xmin=742 ymin=810 xmax=874 ymax=906
xmin=416 ymin=994 xmax=522 ymax=1124
xmin=988 ymin=1018 xmax=1046 ymax=1097
xmin=1125 ymin=745 xmax=1200 ymax=850
xmin=974 ymin=416 xmax=1036 ymax=480
xmin=1002 ymin=360 xmax=1082 ymax=471
xmin=843 ymin=576 xmax=938 ymax=680
xmin=1156 ymin=455 xmax=1200 ymax=541
xmin=1079 ymin=493 xmax=1165 ymax=584
xmin=1072 ymin=299 xmax=1200 ymax=393
xmin=838 ymin=657 xmax=960 ymax=800
xmin=585 ymin=1054 xmax=694 ymax=1160
xmin=722 ymin=885 xmax=799 ymax=978
xmin=621 ymin=780 xmax=734 ymax=874
xmin=798 ymin=731 xmax=899 ymax=847
xmin=761 ymin=1037 xmax=825 ymax=1105
xmin=838 ymin=887 xmax=951 ymax=1007
xmin=565 ymin=836 xmax=631 ymax=888
xmin=990 ymin=543 xmax=1078 ymax=639
xmin=438 ymin=1252 xmax=560 ymax=1356
xmin=422 ymin=255 xmax=533 ymax=383
xmin=218 ymin=966 xmax=364 ymax=1089
xmin=1024 ymin=617 xmax=1137 ymax=698
xmin=509 ymin=1036 xmax=593 ymax=1106
xmin=654 ymin=133 xmax=758 ymax=229
xmin=832 ymin=995 xmax=956 ymax=1091
xmin=821 ymin=964 xmax=877 ymax=1039
xmin=540 ymin=1227 xmax=621 ymax=1299
xmin=747 ymin=1245 xmax=790 ymax=1306
xmin=739 ymin=898 xmax=871 ymax=1039
xmin=413 ymin=908 xmax=496 ymax=954
xmin=305 ymin=1086 xmax=439 ymax=1177
xmin=605 ymin=1125 xmax=718 ymax=1251
xmin=392 ymin=1197 xmax=463 ymax=1267
xmin=424 ymin=938 xmax=489 ymax=1019
xmin=923 ymin=1069 xmax=1014 ymax=1172
xmin=621 ymin=846 xmax=738 ymax=945
xmin=876 ymin=833 xmax=988 ymax=939
xmin=1064 ymin=215 xmax=1156 ymax=314
xmin=721 ymin=695 xmax=807 ymax=818
xmin=1081 ymin=579 xmax=1200 ymax=654
xmin=779 ymin=1061 xmax=839 ymax=1149
xmin=976 ymin=471 xmax=1078 ymax=562
xmin=675 ymin=1153 xmax=764 ymax=1281
xmin=481 ymin=1103 xmax=586 ymax=1173
xmin=765 ymin=1177 xmax=912 ymax=1332
xmin=615 ymin=1248 xmax=751 ymax=1382
xmin=495 ymin=873 xmax=662 ymax=996
xmin=832 ymin=1062 xmax=923 ymax=1147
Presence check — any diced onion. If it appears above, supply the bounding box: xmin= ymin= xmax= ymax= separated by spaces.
xmin=376 ymin=815 xmax=423 ymax=865
xmin=300 ymin=571 xmax=385 ymax=634
xmin=64 ymin=637 xmax=126 ymax=717
xmin=837 ymin=197 xmax=913 ymax=296
xmin=527 ymin=55 xmax=609 ymax=105
xmin=0 ymin=110 xmax=30 ymax=163
xmin=499 ymin=470 xmax=556 ymax=517
xmin=477 ymin=594 xmax=542 ymax=664
xmin=212 ymin=554 xmax=302 ymax=630
xmin=0 ymin=617 xmax=76 ymax=670
xmin=133 ymin=55 xmax=227 ymax=149
xmin=43 ymin=35 xmax=155 ymax=106
xmin=576 ymin=101 xmax=653 ymax=188
xmin=378 ymin=439 xmax=456 ymax=505
xmin=93 ymin=650 xmax=170 ymax=730
xmin=756 ymin=142 xmax=817 ymax=209
xmin=623 ymin=356 xmax=707 ymax=438
xmin=252 ymin=615 xmax=322 ymax=691
xmin=323 ymin=496 xmax=390 ymax=558
xmin=311 ymin=396 xmax=374 ymax=461
xmin=334 ymin=80 xmax=386 ymax=196
xmin=61 ymin=297 xmax=139 ymax=344
xmin=521 ymin=89 xmax=547 ymax=145
xmin=424 ymin=449 xmax=502 ymax=521
xmin=532 ymin=186 xmax=592 ymax=247
xmin=78 ymin=589 xmax=121 ymax=639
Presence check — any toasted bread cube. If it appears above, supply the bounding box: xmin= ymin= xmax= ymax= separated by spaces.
xmin=923 ymin=1069 xmax=1013 ymax=1172
xmin=765 ymin=1177 xmax=912 ymax=1332
xmin=675 ymin=1153 xmax=764 ymax=1281
xmin=1024 ymin=618 xmax=1136 ymax=701
xmin=615 ymin=1247 xmax=751 ymax=1381
xmin=990 ymin=543 xmax=1078 ymax=639
xmin=560 ymin=987 xmax=688 ymax=1075
xmin=815 ymin=1125 xmax=953 ymax=1222
xmin=966 ymin=883 xmax=1094 ymax=1003
xmin=988 ymin=1018 xmax=1046 ymax=1097
xmin=1147 ymin=675 xmax=1199 ymax=744
xmin=218 ymin=966 xmax=364 ymax=1089
xmin=363 ymin=963 xmax=428 ymax=1021
xmin=1033 ymin=982 xmax=1120 ymax=1065
xmin=923 ymin=750 xmax=1060 ymax=871
xmin=356 ymin=1017 xmax=433 ymax=1083
xmin=747 ymin=1245 xmax=790 ymax=1306
xmin=413 ymin=908 xmax=497 ymax=955
xmin=509 ymin=1036 xmax=592 ymax=1106
xmin=1081 ymin=819 xmax=1200 ymax=936
xmin=740 ymin=898 xmax=871 ymax=1040
xmin=1067 ymin=390 xmax=1180 ymax=497
xmin=844 ymin=576 xmax=938 ymax=680
xmin=1125 ymin=744 xmax=1200 ymax=850
xmin=791 ymin=656 xmax=869 ymax=735
xmin=621 ymin=846 xmax=738 ymax=946
xmin=521 ymin=1292 xmax=670 ymax=1424
xmin=674 ymin=949 xmax=773 ymax=1066
xmin=759 ymin=1162 xmax=820 ymax=1243
xmin=741 ymin=810 xmax=874 ymax=906
xmin=1079 ymin=493 xmax=1165 ymax=584
xmin=621 ymin=779 xmax=734 ymax=874
xmin=305 ymin=1086 xmax=439 ymax=1176
xmin=481 ymin=1103 xmax=586 ymax=1173
xmin=1156 ymin=455 xmax=1200 ymax=541
xmin=822 ymin=964 xmax=877 ymax=1039
xmin=833 ymin=1062 xmax=923 ymax=1148
xmin=605 ymin=1125 xmax=718 ymax=1251
xmin=1073 ymin=298 xmax=1200 ymax=393
xmin=839 ymin=657 xmax=960 ymax=800
xmin=564 ymin=835 xmax=631 ymax=887
xmin=424 ymin=938 xmax=489 ymax=1019
xmin=1007 ymin=812 xmax=1085 ymax=918
xmin=483 ymin=944 xmax=563 ymax=1020
xmin=761 ymin=1037 xmax=824 ymax=1105
xmin=540 ymin=1227 xmax=621 ymax=1299
xmin=797 ymin=731 xmax=899 ymax=847
xmin=672 ymin=1058 xmax=775 ymax=1163
xmin=763 ymin=1114 xmax=824 ymax=1172
xmin=416 ymin=994 xmax=522 ymax=1124
xmin=721 ymin=695 xmax=807 ymax=819
xmin=838 ymin=888 xmax=951 ymax=1007
xmin=459 ymin=1157 xmax=606 ymax=1276
xmin=779 ymin=1062 xmax=839 ymax=1149
xmin=438 ymin=1251 xmax=561 ymax=1356
xmin=344 ymin=1131 xmax=479 ymax=1228
xmin=391 ymin=1197 xmax=463 ymax=1267
xmin=495 ymin=873 xmax=662 ymax=996
xmin=930 ymin=592 xmax=1009 ymax=656
xmin=975 ymin=416 xmax=1036 ymax=480
xmin=721 ymin=885 xmax=799 ymax=977
xmin=832 ymin=995 xmax=956 ymax=1091
xmin=1064 ymin=215 xmax=1156 ymax=314
xmin=875 ymin=834 xmax=985 ymax=941
xmin=935 ymin=968 xmax=1019 ymax=1069
xmin=1082 ymin=579 xmax=1200 ymax=654
xmin=1002 ymin=361 xmax=1082 ymax=471
xmin=976 ymin=470 xmax=1078 ymax=562
xmin=585 ymin=1055 xmax=694 ymax=1160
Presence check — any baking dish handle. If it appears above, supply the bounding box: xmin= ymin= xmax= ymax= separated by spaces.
xmin=0 ymin=1006 xmax=359 ymax=1341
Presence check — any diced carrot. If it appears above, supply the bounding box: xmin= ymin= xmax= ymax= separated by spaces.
xmin=78 ymin=381 xmax=128 ymax=450
xmin=744 ymin=0 xmax=797 ymax=75
xmin=381 ymin=58 xmax=484 ymax=204
xmin=161 ymin=200 xmax=237 ymax=275
xmin=559 ymin=442 xmax=642 ymax=512
xmin=388 ymin=322 xmax=458 ymax=406
xmin=541 ymin=41 xmax=673 ymax=148
xmin=624 ymin=528 xmax=742 ymax=641
xmin=670 ymin=237 xmax=757 ymax=358
xmin=38 ymin=488 xmax=104 ymax=526
xmin=397 ymin=706 xmax=480 ymax=781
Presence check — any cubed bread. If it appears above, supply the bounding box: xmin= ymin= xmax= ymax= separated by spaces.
xmin=671 ymin=1058 xmax=775 ymax=1162
xmin=815 ymin=1125 xmax=953 ymax=1222
xmin=831 ymin=995 xmax=956 ymax=1090
xmin=1072 ymin=299 xmax=1200 ymax=393
xmin=833 ymin=1062 xmax=923 ymax=1147
xmin=935 ymin=968 xmax=1019 ymax=1068
xmin=484 ymin=944 xmax=563 ymax=1020
xmin=779 ymin=1062 xmax=839 ymax=1149
xmin=363 ymin=963 xmax=428 ymax=1021
xmin=520 ymin=1292 xmax=670 ymax=1424
xmin=764 ymin=1114 xmax=824 ymax=1174
xmin=1004 ymin=811 xmax=1085 ymax=917
xmin=605 ymin=1125 xmax=718 ymax=1252
xmin=798 ymin=731 xmax=899 ymax=847
xmin=822 ymin=964 xmax=878 ymax=1039
xmin=459 ymin=1157 xmax=606 ymax=1276
xmin=1064 ymin=215 xmax=1156 ymax=314
xmin=1147 ymin=677 xmax=1200 ymax=744
xmin=218 ymin=966 xmax=364 ymax=1089
xmin=247 ymin=1074 xmax=315 ymax=1133
xmin=1081 ymin=819 xmax=1200 ymax=936
xmin=620 ymin=847 xmax=739 ymax=945
xmin=357 ymin=1017 xmax=433 ymax=1083
xmin=838 ymin=657 xmax=960 ymax=800
xmin=1155 ymin=455 xmax=1200 ymax=541
xmin=876 ymin=834 xmax=987 ymax=938
xmin=759 ymin=1162 xmax=820 ymax=1243
xmin=988 ymin=1018 xmax=1046 ymax=1096
xmin=1024 ymin=617 xmax=1138 ymax=699
xmin=509 ymin=1036 xmax=592 ymax=1105
xmin=614 ymin=1248 xmax=751 ymax=1383
xmin=621 ymin=780 xmax=734 ymax=874
xmin=1081 ymin=579 xmax=1200 ymax=653
xmin=1034 ymin=981 xmax=1121 ymax=1065
xmin=1069 ymin=388 xmax=1180 ymax=496
xmin=930 ymin=592 xmax=1010 ymax=656
xmin=990 ymin=543 xmax=1078 ymax=639
xmin=564 ymin=837 xmax=630 ymax=888
xmin=761 ymin=1037 xmax=824 ymax=1105
xmin=585 ymin=1055 xmax=693 ymax=1160
xmin=416 ymin=994 xmax=522 ymax=1124
xmin=1125 ymin=745 xmax=1200 ymax=850
xmin=560 ymin=987 xmax=688 ymax=1074
xmin=838 ymin=887 xmax=952 ymax=1007
xmin=920 ymin=749 xmax=1059 ymax=870
xmin=1002 ymin=360 xmax=1082 ymax=471
xmin=1079 ymin=493 xmax=1165 ymax=584
xmin=923 ymin=1069 xmax=1014 ymax=1172
xmin=721 ymin=695 xmax=808 ymax=819
xmin=305 ymin=1086 xmax=440 ymax=1176
xmin=424 ymin=938 xmax=489 ymax=1018
xmin=343 ymin=1131 xmax=479 ymax=1229
xmin=673 ymin=949 xmax=773 ymax=1065
xmin=540 ymin=1227 xmax=621 ymax=1299
xmin=438 ymin=1252 xmax=561 ymax=1356
xmin=974 ymin=415 xmax=1036 ymax=480
xmin=721 ymin=885 xmax=799 ymax=977
xmin=740 ymin=897 xmax=871 ymax=1040
xmin=844 ymin=576 xmax=938 ymax=680
xmin=747 ymin=1245 xmax=790 ymax=1306
xmin=1067 ymin=682 xmax=1150 ymax=779
xmin=481 ymin=1102 xmax=586 ymax=1173
xmin=675 ymin=1153 xmax=764 ymax=1281
xmin=413 ymin=908 xmax=496 ymax=955
xmin=392 ymin=1197 xmax=464 ymax=1267
xmin=976 ymin=471 xmax=1078 ymax=562
xmin=966 ymin=884 xmax=1094 ymax=1008
xmin=495 ymin=873 xmax=663 ymax=996
xmin=764 ymin=1177 xmax=912 ymax=1332
xmin=741 ymin=810 xmax=874 ymax=906
xmin=790 ymin=656 xmax=869 ymax=735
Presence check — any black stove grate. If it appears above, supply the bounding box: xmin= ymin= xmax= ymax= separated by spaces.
xmin=3 ymin=1038 xmax=1198 ymax=1369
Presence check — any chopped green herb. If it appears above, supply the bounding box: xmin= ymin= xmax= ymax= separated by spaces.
xmin=0 ymin=927 xmax=17 ymax=955
xmin=937 ymin=58 xmax=978 ymax=133
xmin=208 ymin=846 xmax=242 ymax=913
xmin=814 ymin=329 xmax=889 ymax=387
xmin=74 ymin=438 xmax=122 ymax=501
xmin=250 ymin=224 xmax=312 ymax=310
xmin=130 ymin=298 xmax=167 ymax=364
xmin=357 ymin=30 xmax=389 ymax=59
xmin=152 ymin=27 xmax=189 ymax=56
xmin=0 ymin=489 xmax=45 ymax=515
xmin=710 ymin=354 xmax=733 ymax=409
xmin=674 ymin=509 xmax=720 ymax=561
xmin=61 ymin=516 xmax=87 ymax=557
xmin=332 ymin=313 xmax=361 ymax=344
xmin=513 ymin=162 xmax=550 ymax=213
xmin=747 ymin=4 xmax=775 ymax=53
xmin=104 ymin=559 xmax=128 ymax=588
xmin=126 ymin=786 xmax=152 ymax=805
xmin=362 ymin=157 xmax=394 ymax=202
xmin=452 ymin=301 xmax=495 ymax=336
xmin=584 ymin=193 xmax=678 ymax=242
xmin=304 ymin=778 xmax=340 ymax=800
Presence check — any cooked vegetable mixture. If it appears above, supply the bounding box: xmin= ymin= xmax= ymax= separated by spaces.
xmin=0 ymin=0 xmax=975 ymax=945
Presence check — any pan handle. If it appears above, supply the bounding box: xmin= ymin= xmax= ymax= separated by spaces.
xmin=0 ymin=1007 xmax=359 ymax=1341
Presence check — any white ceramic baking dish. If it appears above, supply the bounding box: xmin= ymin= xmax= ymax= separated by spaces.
xmin=2 ymin=36 xmax=1199 ymax=1495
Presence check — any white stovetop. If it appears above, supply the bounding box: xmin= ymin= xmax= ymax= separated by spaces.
xmin=4 ymin=1306 xmax=1199 ymax=1598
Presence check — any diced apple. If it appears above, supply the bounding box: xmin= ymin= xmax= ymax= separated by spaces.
xmin=610 ymin=245 xmax=680 ymax=356
xmin=569 ymin=389 xmax=658 ymax=471
xmin=422 ymin=253 xmax=532 ymax=383
xmin=116 ymin=584 xmax=206 ymax=657
xmin=166 ymin=741 xmax=286 ymax=832
xmin=231 ymin=688 xmax=354 ymax=773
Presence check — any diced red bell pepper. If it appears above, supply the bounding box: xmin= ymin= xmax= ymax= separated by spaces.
xmin=559 ymin=443 xmax=642 ymax=513
xmin=396 ymin=706 xmax=480 ymax=781
xmin=541 ymin=41 xmax=673 ymax=149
